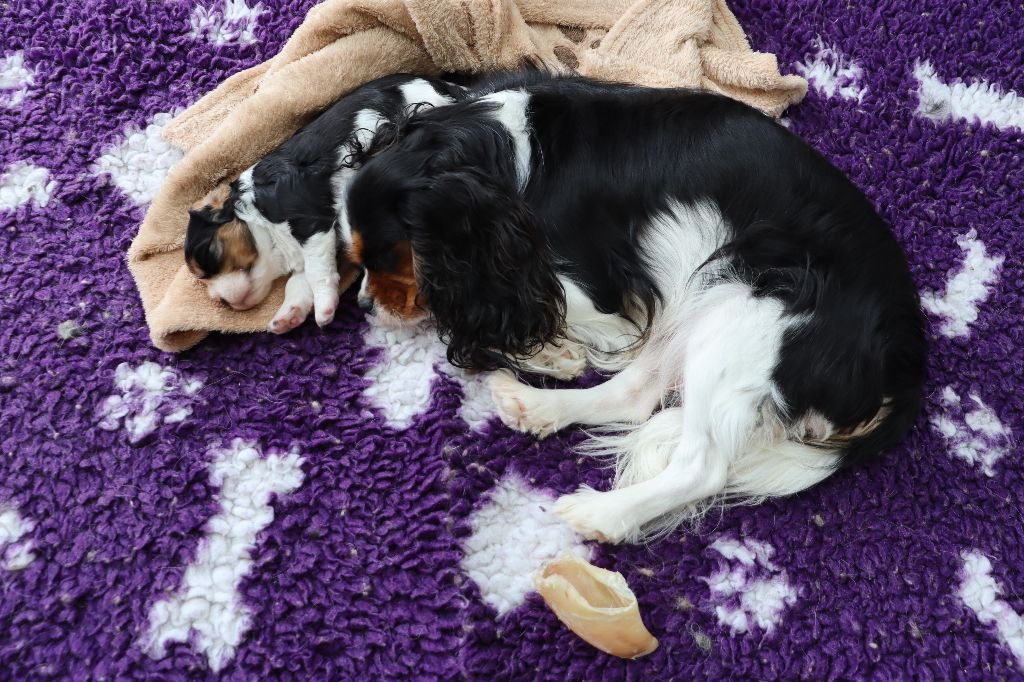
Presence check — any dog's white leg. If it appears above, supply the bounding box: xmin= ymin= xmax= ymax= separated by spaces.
xmin=555 ymin=285 xmax=793 ymax=542
xmin=268 ymin=273 xmax=314 ymax=334
xmin=490 ymin=356 xmax=663 ymax=438
xmin=302 ymin=229 xmax=341 ymax=327
xmin=553 ymin=432 xmax=729 ymax=544
xmin=551 ymin=380 xmax=731 ymax=544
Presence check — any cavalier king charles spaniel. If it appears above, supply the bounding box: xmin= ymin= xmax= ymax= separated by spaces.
xmin=184 ymin=73 xmax=465 ymax=333
xmin=342 ymin=72 xmax=927 ymax=544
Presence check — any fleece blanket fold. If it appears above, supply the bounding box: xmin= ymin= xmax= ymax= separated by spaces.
xmin=128 ymin=0 xmax=807 ymax=352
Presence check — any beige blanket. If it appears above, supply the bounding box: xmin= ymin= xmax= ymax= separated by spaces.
xmin=128 ymin=0 xmax=807 ymax=352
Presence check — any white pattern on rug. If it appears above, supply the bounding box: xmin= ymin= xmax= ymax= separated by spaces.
xmin=0 ymin=505 xmax=35 ymax=571
xmin=703 ymin=536 xmax=797 ymax=634
xmin=190 ymin=0 xmax=265 ymax=46
xmin=0 ymin=51 xmax=34 ymax=108
xmin=0 ymin=162 xmax=54 ymax=211
xmin=143 ymin=439 xmax=304 ymax=672
xmin=92 ymin=111 xmax=184 ymax=206
xmin=960 ymin=550 xmax=1024 ymax=668
xmin=921 ymin=230 xmax=1002 ymax=338
xmin=461 ymin=475 xmax=589 ymax=615
xmin=794 ymin=38 xmax=867 ymax=102
xmin=96 ymin=361 xmax=203 ymax=443
xmin=916 ymin=62 xmax=1024 ymax=130
xmin=362 ymin=321 xmax=495 ymax=430
xmin=931 ymin=386 xmax=1011 ymax=476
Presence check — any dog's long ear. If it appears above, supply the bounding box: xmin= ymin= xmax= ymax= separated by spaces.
xmin=407 ymin=167 xmax=565 ymax=369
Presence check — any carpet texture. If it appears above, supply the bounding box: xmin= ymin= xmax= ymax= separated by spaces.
xmin=1 ymin=0 xmax=1022 ymax=679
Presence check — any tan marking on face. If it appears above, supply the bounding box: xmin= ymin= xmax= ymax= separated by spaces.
xmin=193 ymin=182 xmax=232 ymax=212
xmin=186 ymin=256 xmax=206 ymax=279
xmin=349 ymin=231 xmax=364 ymax=263
xmin=217 ymin=220 xmax=258 ymax=273
xmin=366 ymin=241 xmax=421 ymax=319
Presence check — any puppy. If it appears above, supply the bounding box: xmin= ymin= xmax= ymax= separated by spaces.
xmin=184 ymin=73 xmax=465 ymax=333
xmin=345 ymin=74 xmax=927 ymax=543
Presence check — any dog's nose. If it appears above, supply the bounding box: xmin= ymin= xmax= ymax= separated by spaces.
xmin=357 ymin=294 xmax=374 ymax=311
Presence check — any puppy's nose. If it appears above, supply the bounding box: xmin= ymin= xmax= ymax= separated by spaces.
xmin=357 ymin=294 xmax=374 ymax=311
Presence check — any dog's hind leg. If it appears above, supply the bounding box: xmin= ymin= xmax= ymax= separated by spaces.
xmin=554 ymin=285 xmax=797 ymax=542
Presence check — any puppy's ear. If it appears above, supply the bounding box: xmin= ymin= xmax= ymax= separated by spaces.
xmin=407 ymin=168 xmax=565 ymax=369
xmin=185 ymin=183 xmax=236 ymax=277
xmin=188 ymin=182 xmax=236 ymax=226
xmin=184 ymin=217 xmax=224 ymax=279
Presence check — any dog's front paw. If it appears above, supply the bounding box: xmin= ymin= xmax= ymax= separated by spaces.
xmin=553 ymin=488 xmax=629 ymax=544
xmin=489 ymin=371 xmax=560 ymax=438
xmin=528 ymin=341 xmax=588 ymax=381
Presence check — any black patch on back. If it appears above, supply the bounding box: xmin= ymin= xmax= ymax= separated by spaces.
xmin=346 ymin=73 xmax=927 ymax=465
xmin=248 ymin=74 xmax=468 ymax=243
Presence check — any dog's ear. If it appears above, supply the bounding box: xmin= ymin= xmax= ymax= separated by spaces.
xmin=184 ymin=212 xmax=225 ymax=278
xmin=184 ymin=183 xmax=240 ymax=277
xmin=406 ymin=167 xmax=565 ymax=369
xmin=188 ymin=182 xmax=236 ymax=226
xmin=186 ymin=207 xmax=227 ymax=223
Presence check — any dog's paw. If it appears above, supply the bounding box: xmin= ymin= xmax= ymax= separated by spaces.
xmin=553 ymin=488 xmax=629 ymax=544
xmin=315 ymin=303 xmax=337 ymax=328
xmin=489 ymin=371 xmax=560 ymax=438
xmin=528 ymin=341 xmax=588 ymax=381
xmin=268 ymin=304 xmax=310 ymax=334
xmin=313 ymin=286 xmax=340 ymax=328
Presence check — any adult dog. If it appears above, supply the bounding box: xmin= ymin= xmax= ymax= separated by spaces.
xmin=345 ymin=73 xmax=926 ymax=543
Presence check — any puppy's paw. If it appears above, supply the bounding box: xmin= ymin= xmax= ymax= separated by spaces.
xmin=268 ymin=303 xmax=310 ymax=334
xmin=489 ymin=370 xmax=560 ymax=438
xmin=315 ymin=304 xmax=337 ymax=328
xmin=553 ymin=488 xmax=629 ymax=544
xmin=313 ymin=286 xmax=340 ymax=328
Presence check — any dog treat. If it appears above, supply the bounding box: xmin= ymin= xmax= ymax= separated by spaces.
xmin=534 ymin=553 xmax=658 ymax=659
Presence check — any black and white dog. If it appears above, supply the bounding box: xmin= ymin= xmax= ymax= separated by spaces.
xmin=184 ymin=73 xmax=464 ymax=333
xmin=344 ymin=73 xmax=927 ymax=543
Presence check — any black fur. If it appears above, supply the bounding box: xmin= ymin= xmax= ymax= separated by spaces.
xmin=346 ymin=73 xmax=927 ymax=467
xmin=247 ymin=74 xmax=466 ymax=241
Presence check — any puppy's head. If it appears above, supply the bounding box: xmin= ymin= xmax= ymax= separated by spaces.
xmin=184 ymin=183 xmax=275 ymax=310
xmin=346 ymin=139 xmax=565 ymax=370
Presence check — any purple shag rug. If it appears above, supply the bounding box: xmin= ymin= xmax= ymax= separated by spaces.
xmin=1 ymin=0 xmax=1023 ymax=679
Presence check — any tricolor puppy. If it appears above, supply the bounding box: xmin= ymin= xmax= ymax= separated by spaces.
xmin=346 ymin=74 xmax=927 ymax=543
xmin=184 ymin=73 xmax=464 ymax=333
